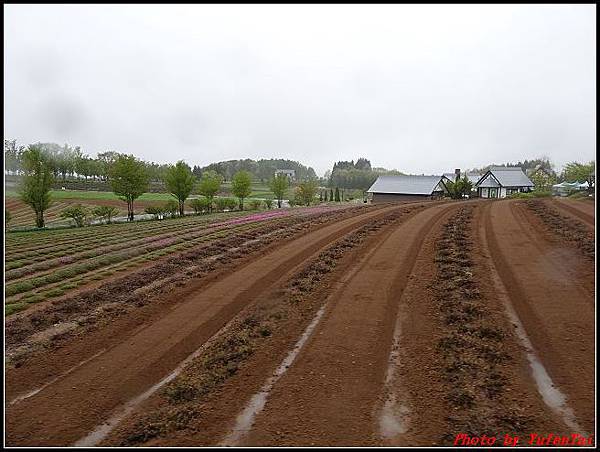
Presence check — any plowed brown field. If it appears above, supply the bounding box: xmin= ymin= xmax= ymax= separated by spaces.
xmin=4 ymin=199 xmax=595 ymax=447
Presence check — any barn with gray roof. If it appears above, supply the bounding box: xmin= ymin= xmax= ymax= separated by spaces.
xmin=475 ymin=167 xmax=534 ymax=198
xmin=366 ymin=175 xmax=448 ymax=203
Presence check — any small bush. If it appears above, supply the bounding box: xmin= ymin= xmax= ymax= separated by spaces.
xmin=163 ymin=200 xmax=180 ymax=217
xmin=568 ymin=191 xmax=590 ymax=199
xmin=216 ymin=197 xmax=237 ymax=211
xmin=60 ymin=204 xmax=90 ymax=227
xmin=190 ymin=197 xmax=211 ymax=215
xmin=93 ymin=205 xmax=119 ymax=223
xmin=249 ymin=199 xmax=263 ymax=210
xmin=263 ymin=199 xmax=273 ymax=209
xmin=145 ymin=206 xmax=164 ymax=219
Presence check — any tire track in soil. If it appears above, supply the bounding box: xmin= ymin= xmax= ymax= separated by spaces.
xmin=4 ymin=204 xmax=410 ymax=447
xmin=509 ymin=201 xmax=594 ymax=297
xmin=550 ymin=198 xmax=595 ymax=230
xmin=230 ymin=203 xmax=458 ymax=447
xmin=483 ymin=200 xmax=595 ymax=434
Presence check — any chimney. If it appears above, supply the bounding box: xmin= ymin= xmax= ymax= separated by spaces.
xmin=454 ymin=168 xmax=460 ymax=182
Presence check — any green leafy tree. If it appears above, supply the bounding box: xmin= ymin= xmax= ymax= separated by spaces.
xmin=60 ymin=204 xmax=90 ymax=227
xmin=198 ymin=170 xmax=222 ymax=213
xmin=296 ymin=180 xmax=319 ymax=206
xmin=110 ymin=154 xmax=149 ymax=221
xmin=531 ymin=170 xmax=557 ymax=192
xmin=231 ymin=170 xmax=253 ymax=210
xmin=562 ymin=161 xmax=595 ymax=183
xmin=445 ymin=176 xmax=473 ymax=199
xmin=19 ymin=145 xmax=55 ymax=228
xmin=269 ymin=173 xmax=289 ymax=208
xmin=164 ymin=161 xmax=195 ymax=216
xmin=93 ymin=205 xmax=119 ymax=223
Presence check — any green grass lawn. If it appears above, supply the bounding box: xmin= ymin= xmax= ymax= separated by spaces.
xmin=6 ymin=181 xmax=299 ymax=203
xmin=5 ymin=190 xmax=175 ymax=202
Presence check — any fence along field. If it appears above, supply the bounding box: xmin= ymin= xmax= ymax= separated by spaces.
xmin=4 ymin=206 xmax=347 ymax=316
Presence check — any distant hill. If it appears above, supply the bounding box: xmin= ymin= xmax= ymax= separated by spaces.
xmin=195 ymin=158 xmax=317 ymax=182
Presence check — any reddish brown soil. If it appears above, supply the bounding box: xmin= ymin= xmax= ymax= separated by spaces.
xmin=483 ymin=200 xmax=595 ymax=433
xmin=232 ymin=203 xmax=457 ymax=446
xmin=552 ymin=198 xmax=595 ymax=229
xmin=386 ymin=204 xmax=568 ymax=447
xmin=102 ymin=204 xmax=428 ymax=446
xmin=4 ymin=198 xmax=595 ymax=446
xmin=5 ymin=204 xmax=411 ymax=446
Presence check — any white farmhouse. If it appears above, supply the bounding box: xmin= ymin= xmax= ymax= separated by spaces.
xmin=475 ymin=167 xmax=534 ymax=198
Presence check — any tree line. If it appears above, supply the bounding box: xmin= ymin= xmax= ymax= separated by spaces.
xmin=9 ymin=142 xmax=326 ymax=229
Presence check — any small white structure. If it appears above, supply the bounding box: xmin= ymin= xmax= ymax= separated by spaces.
xmin=475 ymin=167 xmax=534 ymax=198
xmin=274 ymin=169 xmax=296 ymax=181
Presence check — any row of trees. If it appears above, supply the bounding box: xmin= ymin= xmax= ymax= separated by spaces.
xmin=5 ymin=140 xmax=170 ymax=183
xmin=197 ymin=158 xmax=317 ymax=182
xmin=14 ymin=143 xmax=295 ymax=228
xmin=324 ymin=158 xmax=404 ymax=191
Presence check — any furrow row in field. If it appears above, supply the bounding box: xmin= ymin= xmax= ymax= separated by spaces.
xmin=4 ymin=204 xmax=402 ymax=446
xmin=522 ymin=199 xmax=594 ymax=260
xmin=483 ymin=200 xmax=595 ymax=434
xmin=5 ymin=211 xmax=257 ymax=260
xmin=5 ymin=211 xmax=291 ymax=279
xmin=101 ymin=203 xmax=428 ymax=446
xmin=5 ymin=205 xmax=383 ymax=352
xmin=4 ymin=221 xmax=270 ymax=314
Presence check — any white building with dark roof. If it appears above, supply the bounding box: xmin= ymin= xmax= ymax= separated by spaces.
xmin=475 ymin=167 xmax=534 ymax=198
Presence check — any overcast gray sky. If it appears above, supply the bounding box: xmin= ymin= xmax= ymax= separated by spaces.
xmin=4 ymin=4 xmax=596 ymax=176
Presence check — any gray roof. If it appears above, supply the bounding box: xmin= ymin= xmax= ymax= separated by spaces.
xmin=477 ymin=167 xmax=534 ymax=188
xmin=443 ymin=172 xmax=481 ymax=184
xmin=367 ymin=175 xmax=445 ymax=195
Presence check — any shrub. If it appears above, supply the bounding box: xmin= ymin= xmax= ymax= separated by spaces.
xmin=145 ymin=206 xmax=164 ymax=219
xmin=93 ymin=205 xmax=119 ymax=223
xmin=163 ymin=200 xmax=180 ymax=217
xmin=249 ymin=199 xmax=263 ymax=210
xmin=190 ymin=197 xmax=211 ymax=214
xmin=5 ymin=208 xmax=11 ymax=228
xmin=568 ymin=191 xmax=590 ymax=199
xmin=214 ymin=197 xmax=237 ymax=212
xmin=60 ymin=204 xmax=90 ymax=227
xmin=263 ymin=199 xmax=274 ymax=209
xmin=214 ymin=197 xmax=228 ymax=212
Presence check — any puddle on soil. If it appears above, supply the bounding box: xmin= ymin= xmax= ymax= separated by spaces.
xmin=378 ymin=304 xmax=410 ymax=440
xmin=489 ymin=271 xmax=585 ymax=435
xmin=220 ymin=234 xmax=387 ymax=446
xmin=501 ymin=299 xmax=584 ymax=434
xmin=8 ymin=349 xmax=107 ymax=407
xmin=219 ymin=304 xmax=327 ymax=447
